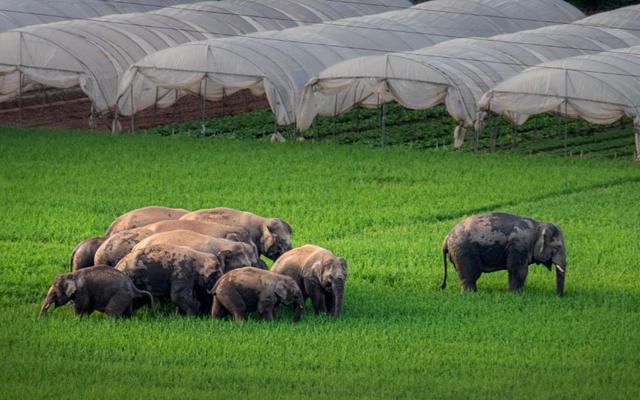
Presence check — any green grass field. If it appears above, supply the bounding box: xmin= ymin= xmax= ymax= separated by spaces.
xmin=1 ymin=123 xmax=639 ymax=399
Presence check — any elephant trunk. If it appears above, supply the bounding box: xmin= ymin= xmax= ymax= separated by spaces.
xmin=39 ymin=288 xmax=55 ymax=317
xmin=555 ymin=264 xmax=565 ymax=297
xmin=292 ymin=303 xmax=303 ymax=323
xmin=332 ymin=280 xmax=345 ymax=319
xmin=553 ymin=253 xmax=566 ymax=297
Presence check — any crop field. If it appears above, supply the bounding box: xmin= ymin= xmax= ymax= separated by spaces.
xmin=1 ymin=117 xmax=639 ymax=399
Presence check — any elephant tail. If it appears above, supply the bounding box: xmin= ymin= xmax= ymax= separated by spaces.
xmin=69 ymin=244 xmax=79 ymax=272
xmin=138 ymin=289 xmax=154 ymax=314
xmin=440 ymin=237 xmax=449 ymax=290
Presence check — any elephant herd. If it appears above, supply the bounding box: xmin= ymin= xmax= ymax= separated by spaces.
xmin=40 ymin=207 xmax=567 ymax=321
xmin=40 ymin=206 xmax=347 ymax=321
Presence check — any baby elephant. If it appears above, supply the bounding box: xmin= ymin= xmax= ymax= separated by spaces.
xmin=442 ymin=212 xmax=567 ymax=295
xmin=212 ymin=267 xmax=304 ymax=322
xmin=271 ymin=244 xmax=347 ymax=318
xmin=40 ymin=266 xmax=153 ymax=318
xmin=116 ymin=244 xmax=224 ymax=315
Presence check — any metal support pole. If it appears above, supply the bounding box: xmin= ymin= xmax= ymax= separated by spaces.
xmin=17 ymin=71 xmax=23 ymax=126
xmin=152 ymin=87 xmax=159 ymax=127
xmin=332 ymin=94 xmax=338 ymax=138
xmin=635 ymin=125 xmax=640 ymax=161
xmin=89 ymin=104 xmax=96 ymax=129
xmin=201 ymin=76 xmax=208 ymax=135
xmin=129 ymin=85 xmax=135 ymax=133
xmin=221 ymin=87 xmax=225 ymax=117
xmin=380 ymin=101 xmax=387 ymax=147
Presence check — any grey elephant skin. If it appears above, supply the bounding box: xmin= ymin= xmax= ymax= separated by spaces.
xmin=70 ymin=206 xmax=189 ymax=271
xmin=271 ymin=245 xmax=347 ymax=318
xmin=180 ymin=207 xmax=292 ymax=261
xmin=94 ymin=221 xmax=265 ymax=269
xmin=133 ymin=230 xmax=264 ymax=271
xmin=212 ymin=267 xmax=304 ymax=322
xmin=116 ymin=244 xmax=223 ymax=315
xmin=40 ymin=266 xmax=153 ymax=318
xmin=70 ymin=237 xmax=105 ymax=271
xmin=105 ymin=206 xmax=189 ymax=236
xmin=441 ymin=212 xmax=567 ymax=295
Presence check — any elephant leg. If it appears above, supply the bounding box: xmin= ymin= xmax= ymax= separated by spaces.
xmin=451 ymin=252 xmax=482 ymax=292
xmin=211 ymin=297 xmax=230 ymax=320
xmin=170 ymin=286 xmax=198 ymax=316
xmin=324 ymin=290 xmax=334 ymax=315
xmin=508 ymin=267 xmax=529 ymax=292
xmin=217 ymin=287 xmax=246 ymax=321
xmin=257 ymin=295 xmax=276 ymax=321
xmin=304 ymin=279 xmax=326 ymax=314
xmin=104 ymin=294 xmax=131 ymax=318
xmin=507 ymin=252 xmax=530 ymax=292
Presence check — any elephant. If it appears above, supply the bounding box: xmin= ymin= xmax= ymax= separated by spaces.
xmin=116 ymin=244 xmax=224 ymax=315
xmin=180 ymin=207 xmax=293 ymax=261
xmin=69 ymin=236 xmax=105 ymax=271
xmin=271 ymin=244 xmax=347 ymax=318
xmin=69 ymin=206 xmax=189 ymax=271
xmin=441 ymin=212 xmax=567 ymax=295
xmin=94 ymin=220 xmax=266 ymax=269
xmin=133 ymin=230 xmax=264 ymax=271
xmin=94 ymin=227 xmax=154 ymax=267
xmin=105 ymin=206 xmax=189 ymax=236
xmin=40 ymin=266 xmax=153 ymax=318
xmin=212 ymin=267 xmax=304 ymax=322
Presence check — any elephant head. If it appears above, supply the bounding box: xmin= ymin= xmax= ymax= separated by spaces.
xmin=274 ymin=277 xmax=304 ymax=322
xmin=534 ymin=223 xmax=567 ymax=296
xmin=313 ymin=256 xmax=348 ymax=318
xmin=39 ymin=274 xmax=77 ymax=316
xmin=216 ymin=243 xmax=258 ymax=272
xmin=260 ymin=218 xmax=293 ymax=261
xmin=201 ymin=254 xmax=224 ymax=294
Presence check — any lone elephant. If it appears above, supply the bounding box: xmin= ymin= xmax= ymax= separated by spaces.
xmin=40 ymin=266 xmax=153 ymax=318
xmin=441 ymin=212 xmax=567 ymax=295
xmin=212 ymin=267 xmax=304 ymax=322
xmin=271 ymin=244 xmax=347 ymax=318
xmin=180 ymin=208 xmax=292 ymax=261
xmin=116 ymin=244 xmax=223 ymax=315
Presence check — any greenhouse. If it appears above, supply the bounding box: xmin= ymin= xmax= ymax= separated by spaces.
xmin=0 ymin=0 xmax=199 ymax=31
xmin=297 ymin=4 xmax=640 ymax=146
xmin=0 ymin=0 xmax=407 ymax=121
xmin=478 ymin=46 xmax=640 ymax=160
xmin=115 ymin=0 xmax=584 ymax=127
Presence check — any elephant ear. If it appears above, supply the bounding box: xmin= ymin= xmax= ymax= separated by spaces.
xmin=63 ymin=276 xmax=77 ymax=297
xmin=337 ymin=257 xmax=348 ymax=278
xmin=309 ymin=260 xmax=324 ymax=283
xmin=274 ymin=280 xmax=288 ymax=301
xmin=534 ymin=224 xmax=554 ymax=260
xmin=214 ymin=250 xmax=231 ymax=272
xmin=260 ymin=221 xmax=276 ymax=252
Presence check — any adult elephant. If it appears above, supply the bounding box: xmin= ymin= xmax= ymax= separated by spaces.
xmin=69 ymin=206 xmax=189 ymax=271
xmin=93 ymin=221 xmax=264 ymax=269
xmin=105 ymin=206 xmax=190 ymax=236
xmin=180 ymin=208 xmax=292 ymax=261
xmin=441 ymin=212 xmax=567 ymax=295
xmin=133 ymin=230 xmax=263 ymax=271
xmin=271 ymin=245 xmax=347 ymax=318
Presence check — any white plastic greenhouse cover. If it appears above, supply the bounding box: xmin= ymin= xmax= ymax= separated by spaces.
xmin=0 ymin=0 xmax=199 ymax=31
xmin=0 ymin=0 xmax=410 ymax=115
xmin=298 ymin=4 xmax=640 ymax=143
xmin=478 ymin=46 xmax=640 ymax=159
xmin=116 ymin=0 xmax=584 ymax=126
